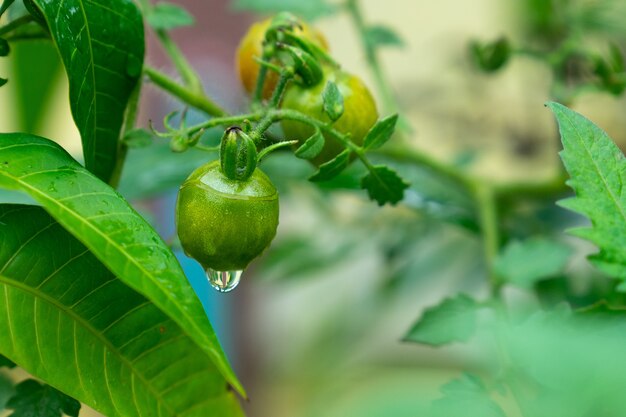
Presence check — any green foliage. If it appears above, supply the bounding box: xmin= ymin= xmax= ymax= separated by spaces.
xmin=593 ymin=44 xmax=626 ymax=95
xmin=469 ymin=38 xmax=510 ymax=73
xmin=547 ymin=102 xmax=626 ymax=282
xmin=360 ymin=165 xmax=408 ymax=206
xmin=0 ymin=355 xmax=15 ymax=369
xmin=404 ymin=295 xmax=479 ymax=346
xmin=501 ymin=308 xmax=626 ymax=415
xmin=146 ymin=2 xmax=194 ymax=30
xmin=6 ymin=380 xmax=80 ymax=417
xmin=495 ymin=237 xmax=572 ymax=288
xmin=322 ymin=81 xmax=344 ymax=122
xmin=0 ymin=374 xmax=14 ymax=412
xmin=119 ymin=134 xmax=215 ymax=199
xmin=122 ymin=128 xmax=154 ymax=149
xmin=363 ymin=115 xmax=398 ymax=150
xmin=0 ymin=133 xmax=244 ymax=397
xmin=309 ymin=149 xmax=350 ymax=182
xmin=295 ymin=129 xmax=325 ymax=159
xmin=0 ymin=39 xmax=8 ymax=57
xmin=364 ymin=25 xmax=404 ymax=48
xmin=7 ymin=1 xmax=626 ymax=415
xmin=0 ymin=205 xmax=243 ymax=417
xmin=431 ymin=374 xmax=505 ymax=417
xmin=30 ymin=0 xmax=145 ymax=183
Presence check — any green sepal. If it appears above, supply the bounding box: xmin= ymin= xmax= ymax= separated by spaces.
xmin=322 ymin=81 xmax=344 ymax=122
xmin=220 ymin=126 xmax=258 ymax=181
xmin=309 ymin=149 xmax=350 ymax=182
xmin=268 ymin=11 xmax=301 ymax=32
xmin=295 ymin=129 xmax=325 ymax=159
xmin=277 ymin=43 xmax=323 ymax=87
xmin=281 ymin=31 xmax=338 ymax=67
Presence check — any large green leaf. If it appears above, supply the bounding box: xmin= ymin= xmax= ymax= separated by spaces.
xmin=547 ymin=102 xmax=626 ymax=283
xmin=0 ymin=205 xmax=244 ymax=417
xmin=0 ymin=133 xmax=245 ymax=396
xmin=30 ymin=0 xmax=145 ymax=183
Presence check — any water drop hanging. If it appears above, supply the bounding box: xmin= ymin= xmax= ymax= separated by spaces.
xmin=205 ymin=269 xmax=243 ymax=293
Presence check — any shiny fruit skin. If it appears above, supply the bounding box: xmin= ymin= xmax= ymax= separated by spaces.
xmin=236 ymin=17 xmax=328 ymax=99
xmin=281 ymin=69 xmax=379 ymax=164
xmin=176 ymin=160 xmax=279 ymax=271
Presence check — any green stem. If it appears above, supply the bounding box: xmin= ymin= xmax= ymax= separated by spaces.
xmin=3 ymin=32 xmax=48 ymax=41
xmin=253 ymin=48 xmax=273 ymax=105
xmin=494 ymin=174 xmax=568 ymax=200
xmin=193 ymin=144 xmax=219 ymax=153
xmin=376 ymin=145 xmax=474 ymax=190
xmin=268 ymin=69 xmax=293 ymax=108
xmin=0 ymin=14 xmax=33 ymax=37
xmin=184 ymin=112 xmax=265 ymax=135
xmin=155 ymin=29 xmax=204 ymax=95
xmin=379 ymin=144 xmax=569 ymax=202
xmin=272 ymin=108 xmax=379 ymax=172
xmin=257 ymin=140 xmax=298 ymax=161
xmin=250 ymin=115 xmax=275 ymax=144
xmin=143 ymin=66 xmax=227 ymax=117
xmin=345 ymin=0 xmax=399 ymax=116
xmin=473 ymin=182 xmax=502 ymax=297
xmin=272 ymin=109 xmax=354 ymax=147
xmin=109 ymin=77 xmax=143 ymax=188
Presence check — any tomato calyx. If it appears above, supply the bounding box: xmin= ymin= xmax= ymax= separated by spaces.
xmin=219 ymin=126 xmax=258 ymax=181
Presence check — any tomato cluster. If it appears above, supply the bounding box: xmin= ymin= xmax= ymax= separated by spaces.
xmin=236 ymin=17 xmax=328 ymax=99
xmin=177 ymin=13 xmax=379 ymax=283
xmin=236 ymin=14 xmax=379 ymax=165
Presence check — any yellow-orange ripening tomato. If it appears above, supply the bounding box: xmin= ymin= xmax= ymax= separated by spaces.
xmin=281 ymin=69 xmax=379 ymax=165
xmin=236 ymin=17 xmax=329 ymax=99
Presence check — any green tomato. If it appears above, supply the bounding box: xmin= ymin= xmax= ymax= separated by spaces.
xmin=176 ymin=160 xmax=279 ymax=273
xmin=281 ymin=69 xmax=379 ymax=165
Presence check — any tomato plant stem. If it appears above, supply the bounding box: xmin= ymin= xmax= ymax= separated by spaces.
xmin=143 ymin=66 xmax=227 ymax=117
xmin=257 ymin=140 xmax=298 ymax=161
xmin=473 ymin=183 xmax=502 ymax=297
xmin=268 ymin=69 xmax=293 ymax=108
xmin=253 ymin=48 xmax=273 ymax=105
xmin=0 ymin=14 xmax=33 ymax=37
xmin=155 ymin=28 xmax=205 ymax=96
xmin=185 ymin=112 xmax=265 ymax=135
xmin=345 ymin=0 xmax=399 ymax=118
xmin=494 ymin=174 xmax=569 ymax=200
xmin=109 ymin=78 xmax=143 ymax=189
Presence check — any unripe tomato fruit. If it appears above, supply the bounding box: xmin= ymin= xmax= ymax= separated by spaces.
xmin=281 ymin=69 xmax=379 ymax=164
xmin=176 ymin=160 xmax=279 ymax=272
xmin=236 ymin=17 xmax=328 ymax=99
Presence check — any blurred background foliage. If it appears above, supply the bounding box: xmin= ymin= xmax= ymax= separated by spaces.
xmin=2 ymin=0 xmax=626 ymax=416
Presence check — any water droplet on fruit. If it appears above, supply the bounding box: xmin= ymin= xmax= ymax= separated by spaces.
xmin=205 ymin=269 xmax=242 ymax=293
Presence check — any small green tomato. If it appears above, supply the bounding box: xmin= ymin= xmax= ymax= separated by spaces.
xmin=176 ymin=160 xmax=279 ymax=285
